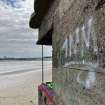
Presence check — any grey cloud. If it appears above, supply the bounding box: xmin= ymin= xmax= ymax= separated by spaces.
xmin=0 ymin=0 xmax=52 ymax=58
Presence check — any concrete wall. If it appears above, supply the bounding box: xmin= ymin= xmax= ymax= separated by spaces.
xmin=52 ymin=0 xmax=105 ymax=105
xmin=39 ymin=0 xmax=105 ymax=104
xmin=38 ymin=0 xmax=59 ymax=40
xmin=53 ymin=0 xmax=105 ymax=67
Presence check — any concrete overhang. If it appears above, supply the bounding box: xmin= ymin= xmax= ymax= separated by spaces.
xmin=29 ymin=0 xmax=53 ymax=29
xmin=29 ymin=0 xmax=54 ymax=45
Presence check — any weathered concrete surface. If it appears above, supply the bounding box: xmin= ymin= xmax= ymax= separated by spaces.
xmin=37 ymin=0 xmax=105 ymax=104
xmin=52 ymin=0 xmax=105 ymax=67
xmin=52 ymin=0 xmax=105 ymax=105
xmin=53 ymin=68 xmax=105 ymax=105
xmin=38 ymin=0 xmax=59 ymax=41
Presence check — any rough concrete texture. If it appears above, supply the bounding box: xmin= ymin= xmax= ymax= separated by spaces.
xmin=53 ymin=68 xmax=105 ymax=105
xmin=39 ymin=0 xmax=105 ymax=104
xmin=52 ymin=0 xmax=105 ymax=104
xmin=39 ymin=0 xmax=59 ymax=40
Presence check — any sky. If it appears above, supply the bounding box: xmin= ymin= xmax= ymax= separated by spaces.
xmin=0 ymin=0 xmax=52 ymax=58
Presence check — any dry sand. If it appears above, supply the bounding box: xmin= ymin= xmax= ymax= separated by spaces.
xmin=0 ymin=69 xmax=52 ymax=105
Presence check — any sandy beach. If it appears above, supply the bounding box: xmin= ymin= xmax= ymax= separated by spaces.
xmin=0 ymin=61 xmax=52 ymax=105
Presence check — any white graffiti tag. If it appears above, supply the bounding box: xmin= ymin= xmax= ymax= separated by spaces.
xmin=61 ymin=17 xmax=98 ymax=66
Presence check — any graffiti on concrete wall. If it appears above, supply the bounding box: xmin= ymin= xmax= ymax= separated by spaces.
xmin=61 ymin=17 xmax=98 ymax=89
xmin=77 ymin=70 xmax=96 ymax=89
xmin=61 ymin=17 xmax=98 ymax=68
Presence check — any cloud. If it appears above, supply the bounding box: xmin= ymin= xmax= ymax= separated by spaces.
xmin=0 ymin=0 xmax=52 ymax=58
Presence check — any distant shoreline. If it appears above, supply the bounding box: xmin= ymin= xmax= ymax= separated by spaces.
xmin=0 ymin=57 xmax=52 ymax=61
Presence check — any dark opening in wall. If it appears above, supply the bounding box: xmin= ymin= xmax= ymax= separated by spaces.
xmin=95 ymin=0 xmax=105 ymax=10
